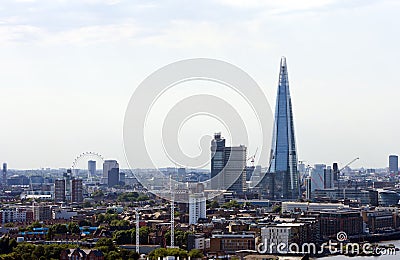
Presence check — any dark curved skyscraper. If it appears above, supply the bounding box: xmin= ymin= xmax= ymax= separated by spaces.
xmin=260 ymin=57 xmax=299 ymax=199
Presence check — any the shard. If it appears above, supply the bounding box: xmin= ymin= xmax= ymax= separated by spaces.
xmin=260 ymin=57 xmax=300 ymax=199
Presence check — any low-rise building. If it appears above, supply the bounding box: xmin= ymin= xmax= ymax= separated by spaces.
xmin=260 ymin=223 xmax=312 ymax=254
xmin=209 ymin=233 xmax=255 ymax=254
xmin=318 ymin=210 xmax=363 ymax=238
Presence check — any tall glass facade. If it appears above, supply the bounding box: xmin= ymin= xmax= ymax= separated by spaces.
xmin=266 ymin=57 xmax=300 ymax=199
xmin=211 ymin=133 xmax=226 ymax=190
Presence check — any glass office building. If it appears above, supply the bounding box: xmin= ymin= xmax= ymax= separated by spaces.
xmin=261 ymin=57 xmax=300 ymax=199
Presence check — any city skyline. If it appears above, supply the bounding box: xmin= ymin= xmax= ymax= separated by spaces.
xmin=1 ymin=0 xmax=400 ymax=169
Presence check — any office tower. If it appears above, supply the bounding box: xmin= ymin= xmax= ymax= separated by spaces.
xmin=119 ymin=172 xmax=125 ymax=186
xmin=261 ymin=57 xmax=300 ymax=199
xmin=305 ymin=176 xmax=312 ymax=200
xmin=54 ymin=179 xmax=66 ymax=203
xmin=71 ymin=179 xmax=83 ymax=203
xmin=224 ymin=146 xmax=247 ymax=193
xmin=324 ymin=166 xmax=334 ymax=189
xmin=311 ymin=164 xmax=326 ymax=191
xmin=102 ymin=160 xmax=119 ymax=185
xmin=333 ymin=163 xmax=339 ymax=181
xmin=210 ymin=133 xmax=247 ymax=193
xmin=64 ymin=169 xmax=73 ymax=201
xmin=108 ymin=168 xmax=120 ymax=187
xmin=88 ymin=160 xmax=96 ymax=180
xmin=389 ymin=155 xmax=398 ymax=173
xmin=189 ymin=193 xmax=206 ymax=225
xmin=2 ymin=163 xmax=7 ymax=186
xmin=211 ymin=133 xmax=226 ymax=190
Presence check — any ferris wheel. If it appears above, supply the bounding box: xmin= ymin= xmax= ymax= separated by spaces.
xmin=71 ymin=152 xmax=104 ymax=181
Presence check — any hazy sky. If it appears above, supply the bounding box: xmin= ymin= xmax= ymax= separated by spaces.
xmin=0 ymin=0 xmax=399 ymax=169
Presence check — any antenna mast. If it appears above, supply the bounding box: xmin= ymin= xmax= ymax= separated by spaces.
xmin=170 ymin=174 xmax=175 ymax=247
xmin=136 ymin=208 xmax=140 ymax=254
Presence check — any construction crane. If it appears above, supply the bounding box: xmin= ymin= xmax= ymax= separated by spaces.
xmin=246 ymin=148 xmax=258 ymax=167
xmin=338 ymin=157 xmax=360 ymax=179
xmin=337 ymin=157 xmax=359 ymax=198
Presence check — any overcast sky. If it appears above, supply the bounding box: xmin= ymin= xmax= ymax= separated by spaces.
xmin=0 ymin=0 xmax=399 ymax=170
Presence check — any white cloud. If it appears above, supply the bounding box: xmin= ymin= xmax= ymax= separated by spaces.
xmin=44 ymin=22 xmax=142 ymax=45
xmin=216 ymin=0 xmax=337 ymax=10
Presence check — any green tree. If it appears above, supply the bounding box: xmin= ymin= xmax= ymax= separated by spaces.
xmin=209 ymin=200 xmax=219 ymax=209
xmin=222 ymin=200 xmax=240 ymax=209
xmin=51 ymin=224 xmax=68 ymax=234
xmin=148 ymin=248 xmax=188 ymax=260
xmin=113 ymin=230 xmax=132 ymax=245
xmin=95 ymin=238 xmax=116 ymax=253
xmin=27 ymin=221 xmax=42 ymax=231
xmin=68 ymin=222 xmax=80 ymax=235
xmin=0 ymin=237 xmax=17 ymax=254
xmin=188 ymin=249 xmax=204 ymax=258
xmin=78 ymin=219 xmax=91 ymax=227
xmin=32 ymin=245 xmax=45 ymax=259
xmin=271 ymin=205 xmax=281 ymax=213
xmin=164 ymin=230 xmax=191 ymax=248
xmin=119 ymin=248 xmax=140 ymax=260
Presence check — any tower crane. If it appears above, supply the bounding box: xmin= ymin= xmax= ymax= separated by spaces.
xmin=246 ymin=148 xmax=258 ymax=167
xmin=337 ymin=157 xmax=359 ymax=198
xmin=338 ymin=157 xmax=360 ymax=179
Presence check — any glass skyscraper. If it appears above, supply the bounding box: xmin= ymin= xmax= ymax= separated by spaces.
xmin=260 ymin=57 xmax=300 ymax=199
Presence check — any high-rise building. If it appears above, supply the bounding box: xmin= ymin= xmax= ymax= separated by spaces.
xmin=224 ymin=146 xmax=247 ymax=193
xmin=71 ymin=179 xmax=83 ymax=203
xmin=333 ymin=163 xmax=339 ymax=181
xmin=102 ymin=160 xmax=119 ymax=185
xmin=189 ymin=193 xmax=206 ymax=225
xmin=119 ymin=172 xmax=125 ymax=186
xmin=211 ymin=133 xmax=226 ymax=190
xmin=305 ymin=176 xmax=312 ymax=200
xmin=389 ymin=155 xmax=398 ymax=173
xmin=311 ymin=164 xmax=326 ymax=191
xmin=2 ymin=163 xmax=7 ymax=186
xmin=54 ymin=179 xmax=66 ymax=203
xmin=324 ymin=166 xmax=334 ymax=189
xmin=108 ymin=168 xmax=120 ymax=187
xmin=259 ymin=57 xmax=299 ymax=199
xmin=88 ymin=160 xmax=96 ymax=180
xmin=210 ymin=133 xmax=247 ymax=193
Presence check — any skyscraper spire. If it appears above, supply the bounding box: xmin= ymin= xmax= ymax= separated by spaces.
xmin=259 ymin=57 xmax=299 ymax=199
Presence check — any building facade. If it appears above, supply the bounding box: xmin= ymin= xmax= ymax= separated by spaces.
xmin=189 ymin=193 xmax=206 ymax=225
xmin=261 ymin=223 xmax=311 ymax=254
xmin=54 ymin=179 xmax=66 ymax=203
xmin=318 ymin=210 xmax=363 ymax=238
xmin=71 ymin=179 xmax=83 ymax=203
xmin=389 ymin=155 xmax=398 ymax=173
xmin=210 ymin=133 xmax=247 ymax=193
xmin=209 ymin=234 xmax=255 ymax=254
xmin=102 ymin=160 xmax=119 ymax=185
